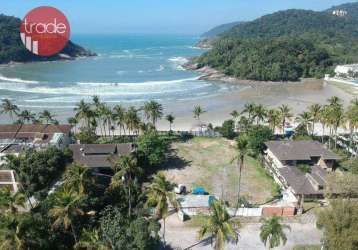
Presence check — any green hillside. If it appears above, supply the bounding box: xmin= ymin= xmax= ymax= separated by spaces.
xmin=195 ymin=2 xmax=358 ymax=82
xmin=0 ymin=14 xmax=96 ymax=64
xmin=201 ymin=21 xmax=244 ymax=38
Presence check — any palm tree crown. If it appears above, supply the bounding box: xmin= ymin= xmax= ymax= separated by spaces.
xmin=143 ymin=100 xmax=163 ymax=127
xmin=198 ymin=200 xmax=240 ymax=250
xmin=165 ymin=114 xmax=175 ymax=131
xmin=0 ymin=99 xmax=19 ymax=122
xmin=260 ymin=216 xmax=290 ymax=249
xmin=145 ymin=173 xmax=177 ymax=243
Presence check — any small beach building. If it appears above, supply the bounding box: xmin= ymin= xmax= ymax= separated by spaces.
xmin=177 ymin=194 xmax=216 ymax=216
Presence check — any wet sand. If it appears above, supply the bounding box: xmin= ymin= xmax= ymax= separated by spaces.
xmin=155 ymin=79 xmax=357 ymax=131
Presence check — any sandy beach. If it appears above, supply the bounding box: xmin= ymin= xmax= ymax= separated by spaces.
xmin=153 ymin=78 xmax=357 ymax=131
xmin=0 ymin=78 xmax=356 ymax=132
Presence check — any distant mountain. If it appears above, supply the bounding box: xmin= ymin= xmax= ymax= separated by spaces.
xmin=0 ymin=14 xmax=96 ymax=64
xmin=194 ymin=2 xmax=358 ymax=82
xmin=201 ymin=21 xmax=244 ymax=38
xmin=325 ymin=1 xmax=358 ymax=19
xmin=220 ymin=9 xmax=358 ymax=39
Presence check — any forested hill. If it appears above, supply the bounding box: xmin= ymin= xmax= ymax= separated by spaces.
xmin=201 ymin=21 xmax=243 ymax=38
xmin=0 ymin=14 xmax=96 ymax=64
xmin=195 ymin=2 xmax=358 ymax=82
xmin=220 ymin=9 xmax=358 ymax=39
xmin=325 ymin=1 xmax=358 ymax=19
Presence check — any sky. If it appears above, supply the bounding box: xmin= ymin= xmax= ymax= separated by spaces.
xmin=1 ymin=0 xmax=356 ymax=35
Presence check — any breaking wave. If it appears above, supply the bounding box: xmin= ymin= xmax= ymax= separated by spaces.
xmin=0 ymin=74 xmax=39 ymax=84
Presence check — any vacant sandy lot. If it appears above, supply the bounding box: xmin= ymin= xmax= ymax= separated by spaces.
xmin=161 ymin=137 xmax=277 ymax=205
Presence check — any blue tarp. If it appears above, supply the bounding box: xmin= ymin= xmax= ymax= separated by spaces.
xmin=208 ymin=195 xmax=216 ymax=205
xmin=192 ymin=186 xmax=206 ymax=195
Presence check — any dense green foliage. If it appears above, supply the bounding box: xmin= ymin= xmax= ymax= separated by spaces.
xmin=136 ymin=131 xmax=169 ymax=168
xmin=215 ymin=119 xmax=237 ymax=139
xmin=0 ymin=14 xmax=95 ymax=64
xmin=3 ymin=147 xmax=72 ymax=198
xmin=317 ymin=199 xmax=358 ymax=250
xmin=341 ymin=158 xmax=358 ymax=174
xmin=246 ymin=125 xmax=274 ymax=156
xmin=196 ymin=4 xmax=358 ymax=81
xmin=99 ymin=206 xmax=160 ymax=250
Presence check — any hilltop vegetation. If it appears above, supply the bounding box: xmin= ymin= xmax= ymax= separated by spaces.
xmin=201 ymin=21 xmax=244 ymax=38
xmin=196 ymin=3 xmax=358 ymax=81
xmin=0 ymin=14 xmax=95 ymax=64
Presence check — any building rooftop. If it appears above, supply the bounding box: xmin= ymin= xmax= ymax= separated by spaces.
xmin=265 ymin=140 xmax=340 ymax=161
xmin=0 ymin=124 xmax=72 ymax=145
xmin=278 ymin=165 xmax=328 ymax=195
xmin=70 ymin=144 xmax=134 ymax=169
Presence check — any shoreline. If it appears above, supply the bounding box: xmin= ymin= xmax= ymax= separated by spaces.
xmin=183 ymin=63 xmax=318 ymax=86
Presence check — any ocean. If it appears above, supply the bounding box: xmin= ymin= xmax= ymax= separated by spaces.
xmin=0 ymin=34 xmax=238 ymax=115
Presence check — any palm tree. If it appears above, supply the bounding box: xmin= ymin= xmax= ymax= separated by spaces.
xmin=295 ymin=111 xmax=313 ymax=134
xmin=68 ymin=117 xmax=78 ymax=134
xmin=0 ymin=215 xmax=26 ymax=250
xmin=98 ymin=103 xmax=113 ymax=137
xmin=326 ymin=98 xmax=344 ymax=149
xmin=74 ymin=228 xmax=109 ymax=250
xmin=74 ymin=99 xmax=93 ymax=129
xmin=49 ymin=188 xmax=84 ymax=243
xmin=267 ymin=109 xmax=280 ymax=134
xmin=198 ymin=200 xmax=240 ymax=250
xmin=231 ymin=135 xmax=249 ymax=214
xmin=125 ymin=106 xmax=141 ymax=135
xmin=113 ymin=105 xmax=126 ymax=136
xmin=92 ymin=96 xmax=104 ymax=136
xmin=279 ymin=104 xmax=292 ymax=134
xmin=230 ymin=110 xmax=239 ymax=120
xmin=319 ymin=106 xmax=329 ymax=143
xmin=0 ymin=99 xmax=19 ymax=122
xmin=39 ymin=110 xmax=55 ymax=124
xmin=242 ymin=103 xmax=256 ymax=121
xmin=346 ymin=98 xmax=358 ymax=157
xmin=193 ymin=105 xmax=206 ymax=132
xmin=308 ymin=104 xmax=321 ymax=136
xmin=145 ymin=173 xmax=177 ymax=244
xmin=328 ymin=96 xmax=342 ymax=107
xmin=63 ymin=164 xmax=92 ymax=195
xmin=165 ymin=114 xmax=175 ymax=132
xmin=111 ymin=155 xmax=143 ymax=217
xmin=18 ymin=110 xmax=35 ymax=124
xmin=143 ymin=100 xmax=163 ymax=128
xmin=253 ymin=104 xmax=267 ymax=125
xmin=0 ymin=187 xmax=26 ymax=215
xmin=237 ymin=116 xmax=251 ymax=133
xmin=260 ymin=216 xmax=290 ymax=249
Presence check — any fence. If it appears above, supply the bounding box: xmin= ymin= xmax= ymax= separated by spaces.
xmin=227 ymin=207 xmax=263 ymax=217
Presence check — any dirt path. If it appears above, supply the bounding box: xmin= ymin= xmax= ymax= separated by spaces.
xmin=163 ymin=214 xmax=322 ymax=250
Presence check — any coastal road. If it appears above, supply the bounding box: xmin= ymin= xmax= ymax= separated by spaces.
xmin=163 ymin=214 xmax=323 ymax=250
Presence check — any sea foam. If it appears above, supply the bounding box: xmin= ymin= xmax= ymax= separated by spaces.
xmin=0 ymin=74 xmax=39 ymax=84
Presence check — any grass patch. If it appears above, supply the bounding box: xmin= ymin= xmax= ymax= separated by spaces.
xmin=185 ymin=215 xmax=210 ymax=228
xmin=293 ymin=245 xmax=321 ymax=250
xmin=163 ymin=137 xmax=277 ymax=205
